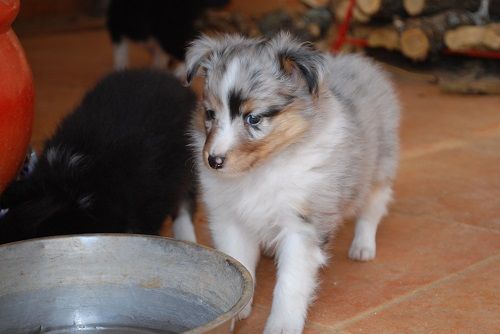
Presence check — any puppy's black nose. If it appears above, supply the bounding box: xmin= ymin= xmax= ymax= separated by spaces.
xmin=208 ymin=155 xmax=225 ymax=169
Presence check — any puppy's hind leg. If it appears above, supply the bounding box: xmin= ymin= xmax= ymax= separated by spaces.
xmin=113 ymin=40 xmax=129 ymax=70
xmin=172 ymin=62 xmax=187 ymax=82
xmin=172 ymin=200 xmax=196 ymax=242
xmin=349 ymin=183 xmax=393 ymax=261
xmin=148 ymin=40 xmax=169 ymax=70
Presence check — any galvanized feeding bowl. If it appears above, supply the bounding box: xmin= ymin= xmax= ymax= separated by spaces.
xmin=0 ymin=235 xmax=253 ymax=333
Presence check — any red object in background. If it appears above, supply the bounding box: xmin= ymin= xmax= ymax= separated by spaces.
xmin=331 ymin=0 xmax=356 ymax=52
xmin=0 ymin=0 xmax=34 ymax=192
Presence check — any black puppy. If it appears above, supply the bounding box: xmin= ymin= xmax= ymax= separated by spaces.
xmin=107 ymin=0 xmax=229 ymax=71
xmin=0 ymin=70 xmax=197 ymax=244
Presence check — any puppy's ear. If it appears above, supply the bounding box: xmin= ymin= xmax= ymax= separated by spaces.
xmin=271 ymin=32 xmax=325 ymax=96
xmin=185 ymin=35 xmax=218 ymax=84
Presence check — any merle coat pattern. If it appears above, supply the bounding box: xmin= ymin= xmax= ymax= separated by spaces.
xmin=186 ymin=33 xmax=400 ymax=333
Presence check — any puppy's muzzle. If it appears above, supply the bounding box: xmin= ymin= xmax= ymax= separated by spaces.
xmin=208 ymin=155 xmax=225 ymax=169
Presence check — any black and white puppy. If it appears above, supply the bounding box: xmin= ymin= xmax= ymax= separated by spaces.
xmin=107 ymin=0 xmax=230 ymax=72
xmin=0 ymin=70 xmax=197 ymax=245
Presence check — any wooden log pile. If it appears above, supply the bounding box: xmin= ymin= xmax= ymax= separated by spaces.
xmin=399 ymin=10 xmax=478 ymax=60
xmin=197 ymin=2 xmax=334 ymax=44
xmin=348 ymin=0 xmax=497 ymax=19
xmin=445 ymin=23 xmax=500 ymax=51
xmin=195 ymin=0 xmax=500 ymax=61
xmin=332 ymin=0 xmax=500 ymax=61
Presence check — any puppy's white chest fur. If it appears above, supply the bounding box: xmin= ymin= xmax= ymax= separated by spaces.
xmin=199 ymin=112 xmax=345 ymax=249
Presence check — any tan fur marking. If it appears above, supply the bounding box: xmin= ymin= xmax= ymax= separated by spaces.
xmin=241 ymin=99 xmax=255 ymax=117
xmin=227 ymin=102 xmax=310 ymax=173
xmin=280 ymin=56 xmax=296 ymax=75
xmin=194 ymin=103 xmax=206 ymax=131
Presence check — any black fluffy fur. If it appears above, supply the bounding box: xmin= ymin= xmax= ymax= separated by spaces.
xmin=107 ymin=0 xmax=229 ymax=61
xmin=0 ymin=70 xmax=197 ymax=244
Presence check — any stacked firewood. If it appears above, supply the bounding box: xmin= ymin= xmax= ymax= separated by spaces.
xmin=196 ymin=0 xmax=499 ymax=61
xmin=197 ymin=0 xmax=335 ymax=50
xmin=333 ymin=0 xmax=500 ymax=61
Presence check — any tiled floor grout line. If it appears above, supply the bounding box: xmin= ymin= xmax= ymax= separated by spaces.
xmin=249 ymin=304 xmax=348 ymax=333
xmin=252 ymin=303 xmax=267 ymax=312
xmin=401 ymin=125 xmax=500 ymax=161
xmin=306 ymin=321 xmax=345 ymax=333
xmin=319 ymin=253 xmax=500 ymax=332
xmin=402 ymin=138 xmax=470 ymax=160
xmin=389 ymin=209 xmax=500 ymax=235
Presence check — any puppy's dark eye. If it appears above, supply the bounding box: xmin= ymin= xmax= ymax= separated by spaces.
xmin=245 ymin=114 xmax=262 ymax=126
xmin=205 ymin=109 xmax=216 ymax=121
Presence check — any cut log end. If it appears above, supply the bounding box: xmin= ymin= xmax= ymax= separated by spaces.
xmin=367 ymin=27 xmax=399 ymax=50
xmin=356 ymin=0 xmax=382 ymax=16
xmin=401 ymin=27 xmax=430 ymax=61
xmin=445 ymin=24 xmax=500 ymax=51
xmin=403 ymin=0 xmax=425 ymax=16
xmin=334 ymin=0 xmax=370 ymax=23
xmin=445 ymin=27 xmax=483 ymax=51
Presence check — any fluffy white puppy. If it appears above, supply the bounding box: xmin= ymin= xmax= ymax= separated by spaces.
xmin=186 ymin=32 xmax=400 ymax=334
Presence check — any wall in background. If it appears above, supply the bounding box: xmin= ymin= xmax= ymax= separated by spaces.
xmin=17 ymin=0 xmax=302 ymax=20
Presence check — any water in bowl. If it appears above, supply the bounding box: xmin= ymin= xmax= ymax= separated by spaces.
xmin=1 ymin=285 xmax=222 ymax=334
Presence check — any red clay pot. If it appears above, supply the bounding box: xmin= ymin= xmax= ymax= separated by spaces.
xmin=0 ymin=0 xmax=34 ymax=192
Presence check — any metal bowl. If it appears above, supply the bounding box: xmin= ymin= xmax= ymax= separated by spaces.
xmin=0 ymin=235 xmax=253 ymax=333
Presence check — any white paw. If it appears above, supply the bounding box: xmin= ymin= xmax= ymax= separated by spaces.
xmin=172 ymin=208 xmax=196 ymax=242
xmin=263 ymin=315 xmax=304 ymax=334
xmin=238 ymin=301 xmax=252 ymax=320
xmin=348 ymin=241 xmax=376 ymax=261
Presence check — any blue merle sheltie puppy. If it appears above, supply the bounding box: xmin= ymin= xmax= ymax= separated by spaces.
xmin=0 ymin=70 xmax=197 ymax=245
xmin=186 ymin=32 xmax=400 ymax=333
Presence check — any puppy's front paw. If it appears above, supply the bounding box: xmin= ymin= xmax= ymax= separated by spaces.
xmin=238 ymin=301 xmax=252 ymax=320
xmin=264 ymin=315 xmax=304 ymax=334
xmin=348 ymin=240 xmax=376 ymax=261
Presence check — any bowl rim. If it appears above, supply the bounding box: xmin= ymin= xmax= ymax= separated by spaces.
xmin=0 ymin=233 xmax=254 ymax=333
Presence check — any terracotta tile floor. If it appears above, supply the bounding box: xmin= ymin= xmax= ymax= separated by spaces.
xmin=18 ymin=29 xmax=500 ymax=333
